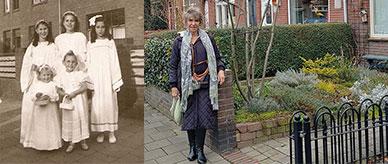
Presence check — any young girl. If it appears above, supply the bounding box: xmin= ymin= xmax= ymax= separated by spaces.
xmin=55 ymin=51 xmax=90 ymax=152
xmin=20 ymin=20 xmax=60 ymax=148
xmin=22 ymin=65 xmax=62 ymax=150
xmin=55 ymin=11 xmax=87 ymax=73
xmin=87 ymin=15 xmax=123 ymax=143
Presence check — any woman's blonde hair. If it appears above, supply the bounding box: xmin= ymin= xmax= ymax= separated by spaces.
xmin=184 ymin=7 xmax=203 ymax=23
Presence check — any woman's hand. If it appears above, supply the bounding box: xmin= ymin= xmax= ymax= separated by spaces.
xmin=218 ymin=70 xmax=225 ymax=85
xmin=171 ymin=87 xmax=180 ymax=98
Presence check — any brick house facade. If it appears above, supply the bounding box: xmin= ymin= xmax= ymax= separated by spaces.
xmin=167 ymin=0 xmax=388 ymax=57
xmin=0 ymin=0 xmax=144 ymax=53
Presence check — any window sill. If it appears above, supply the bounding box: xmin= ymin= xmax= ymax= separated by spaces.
xmin=368 ymin=37 xmax=388 ymax=42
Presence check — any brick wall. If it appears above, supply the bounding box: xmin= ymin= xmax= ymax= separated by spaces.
xmin=276 ymin=0 xmax=289 ymax=24
xmin=347 ymin=0 xmax=388 ymax=56
xmin=329 ymin=0 xmax=345 ymax=22
xmin=0 ymin=0 xmax=143 ymax=50
xmin=145 ymin=70 xmax=237 ymax=153
xmin=235 ymin=116 xmax=290 ymax=148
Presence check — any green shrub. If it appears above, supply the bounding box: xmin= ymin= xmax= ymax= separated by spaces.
xmin=247 ymin=97 xmax=281 ymax=113
xmin=269 ymin=69 xmax=318 ymax=88
xmin=144 ymin=37 xmax=173 ymax=92
xmin=145 ymin=23 xmax=355 ymax=89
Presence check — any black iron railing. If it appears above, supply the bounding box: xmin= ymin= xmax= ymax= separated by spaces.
xmin=289 ymin=95 xmax=388 ymax=164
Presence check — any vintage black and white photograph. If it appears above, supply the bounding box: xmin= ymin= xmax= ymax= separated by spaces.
xmin=0 ymin=0 xmax=144 ymax=163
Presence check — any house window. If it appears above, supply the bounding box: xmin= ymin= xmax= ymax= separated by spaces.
xmin=87 ymin=8 xmax=125 ymax=39
xmin=370 ymin=0 xmax=388 ymax=38
xmin=13 ymin=0 xmax=19 ymax=10
xmin=4 ymin=0 xmax=10 ymax=13
xmin=289 ymin=0 xmax=328 ymax=24
xmin=3 ymin=30 xmax=11 ymax=52
xmin=261 ymin=0 xmax=272 ymax=25
xmin=215 ymin=0 xmax=234 ymax=28
xmin=12 ymin=28 xmax=21 ymax=50
xmin=32 ymin=0 xmax=47 ymax=5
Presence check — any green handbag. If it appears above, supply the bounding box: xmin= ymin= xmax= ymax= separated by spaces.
xmin=169 ymin=97 xmax=183 ymax=125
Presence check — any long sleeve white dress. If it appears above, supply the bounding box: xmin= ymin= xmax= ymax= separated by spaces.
xmin=22 ymin=81 xmax=62 ymax=150
xmin=20 ymin=42 xmax=60 ymax=149
xmin=87 ymin=39 xmax=123 ymax=132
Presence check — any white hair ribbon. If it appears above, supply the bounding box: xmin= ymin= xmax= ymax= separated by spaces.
xmin=88 ymin=15 xmax=103 ymax=26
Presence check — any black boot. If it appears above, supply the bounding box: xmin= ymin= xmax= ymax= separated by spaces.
xmin=196 ymin=129 xmax=207 ymax=164
xmin=187 ymin=130 xmax=197 ymax=161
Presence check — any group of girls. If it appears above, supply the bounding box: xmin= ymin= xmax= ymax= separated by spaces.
xmin=19 ymin=11 xmax=123 ymax=153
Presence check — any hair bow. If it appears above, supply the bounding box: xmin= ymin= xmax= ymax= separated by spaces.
xmin=89 ymin=15 xmax=103 ymax=26
xmin=38 ymin=64 xmax=51 ymax=72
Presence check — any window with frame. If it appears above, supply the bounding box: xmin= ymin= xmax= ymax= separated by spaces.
xmin=3 ymin=30 xmax=11 ymax=53
xmin=13 ymin=0 xmax=19 ymax=10
xmin=4 ymin=0 xmax=10 ymax=13
xmin=87 ymin=8 xmax=125 ymax=39
xmin=215 ymin=0 xmax=234 ymax=28
xmin=289 ymin=0 xmax=328 ymax=24
xmin=370 ymin=0 xmax=388 ymax=38
xmin=12 ymin=28 xmax=21 ymax=51
xmin=261 ymin=0 xmax=272 ymax=25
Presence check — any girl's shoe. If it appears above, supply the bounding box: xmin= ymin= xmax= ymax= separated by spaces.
xmin=96 ymin=134 xmax=104 ymax=143
xmin=109 ymin=132 xmax=116 ymax=143
xmin=81 ymin=141 xmax=89 ymax=150
xmin=66 ymin=144 xmax=74 ymax=153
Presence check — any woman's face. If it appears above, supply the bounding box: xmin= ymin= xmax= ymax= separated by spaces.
xmin=63 ymin=14 xmax=76 ymax=32
xmin=186 ymin=17 xmax=200 ymax=34
xmin=35 ymin=24 xmax=48 ymax=41
xmin=95 ymin=21 xmax=105 ymax=38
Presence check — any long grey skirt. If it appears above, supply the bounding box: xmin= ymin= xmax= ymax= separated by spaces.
xmin=181 ymin=88 xmax=217 ymax=130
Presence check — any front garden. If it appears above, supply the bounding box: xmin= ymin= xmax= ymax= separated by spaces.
xmin=145 ymin=22 xmax=388 ymax=129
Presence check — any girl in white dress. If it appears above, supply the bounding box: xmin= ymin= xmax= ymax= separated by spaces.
xmin=55 ymin=11 xmax=87 ymax=73
xmin=56 ymin=51 xmax=90 ymax=153
xmin=87 ymin=15 xmax=123 ymax=143
xmin=20 ymin=20 xmax=61 ymax=149
xmin=22 ymin=65 xmax=61 ymax=150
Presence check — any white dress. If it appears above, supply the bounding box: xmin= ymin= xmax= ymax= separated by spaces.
xmin=55 ymin=71 xmax=90 ymax=143
xmin=20 ymin=42 xmax=60 ymax=146
xmin=55 ymin=32 xmax=87 ymax=72
xmin=22 ymin=81 xmax=62 ymax=150
xmin=87 ymin=39 xmax=123 ymax=132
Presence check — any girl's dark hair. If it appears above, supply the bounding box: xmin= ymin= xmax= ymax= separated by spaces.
xmin=90 ymin=17 xmax=112 ymax=43
xmin=32 ymin=21 xmax=54 ymax=47
xmin=62 ymin=50 xmax=78 ymax=63
xmin=60 ymin=12 xmax=80 ymax=33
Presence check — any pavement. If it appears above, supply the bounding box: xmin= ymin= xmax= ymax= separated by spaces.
xmin=143 ymin=103 xmax=292 ymax=164
xmin=0 ymin=49 xmax=145 ymax=164
xmin=144 ymin=103 xmax=230 ymax=164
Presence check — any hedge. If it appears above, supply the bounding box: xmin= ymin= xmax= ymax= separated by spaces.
xmin=145 ymin=23 xmax=356 ymax=91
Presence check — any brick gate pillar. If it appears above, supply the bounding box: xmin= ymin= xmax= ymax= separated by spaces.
xmin=206 ymin=69 xmax=236 ymax=153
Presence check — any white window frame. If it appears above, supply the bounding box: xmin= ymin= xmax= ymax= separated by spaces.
xmin=215 ymin=0 xmax=234 ymax=28
xmin=4 ymin=0 xmax=10 ymax=13
xmin=261 ymin=0 xmax=273 ymax=26
xmin=369 ymin=0 xmax=388 ymax=38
